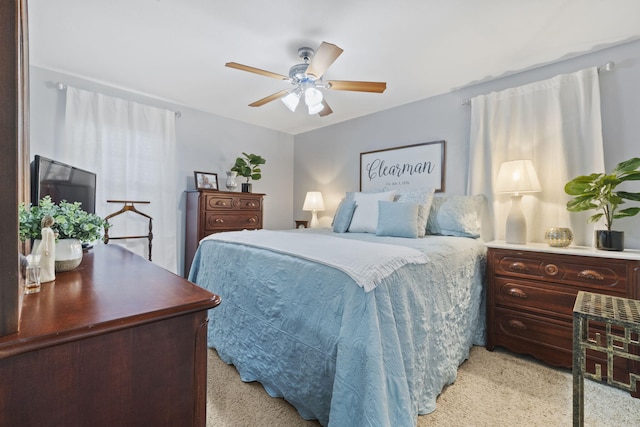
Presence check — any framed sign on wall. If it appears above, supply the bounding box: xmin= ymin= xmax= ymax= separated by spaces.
xmin=360 ymin=141 xmax=446 ymax=192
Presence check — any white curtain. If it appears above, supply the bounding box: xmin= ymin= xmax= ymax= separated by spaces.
xmin=468 ymin=67 xmax=604 ymax=246
xmin=60 ymin=86 xmax=178 ymax=272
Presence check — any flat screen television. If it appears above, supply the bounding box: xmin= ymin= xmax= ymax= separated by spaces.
xmin=31 ymin=155 xmax=97 ymax=214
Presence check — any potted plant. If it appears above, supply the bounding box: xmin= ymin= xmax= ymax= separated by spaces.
xmin=564 ymin=157 xmax=640 ymax=251
xmin=19 ymin=196 xmax=108 ymax=270
xmin=230 ymin=152 xmax=266 ymax=192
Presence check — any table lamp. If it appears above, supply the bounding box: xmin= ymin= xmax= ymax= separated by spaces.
xmin=495 ymin=159 xmax=541 ymax=244
xmin=303 ymin=191 xmax=325 ymax=228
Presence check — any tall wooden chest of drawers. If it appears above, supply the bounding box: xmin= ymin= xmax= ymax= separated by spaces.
xmin=184 ymin=190 xmax=264 ymax=277
xmin=486 ymin=241 xmax=640 ymax=381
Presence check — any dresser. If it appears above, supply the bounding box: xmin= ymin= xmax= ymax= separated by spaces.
xmin=486 ymin=241 xmax=640 ymax=383
xmin=0 ymin=244 xmax=221 ymax=426
xmin=185 ymin=190 xmax=264 ymax=277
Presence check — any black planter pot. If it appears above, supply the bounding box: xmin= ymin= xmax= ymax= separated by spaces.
xmin=241 ymin=182 xmax=252 ymax=193
xmin=595 ymin=230 xmax=624 ymax=251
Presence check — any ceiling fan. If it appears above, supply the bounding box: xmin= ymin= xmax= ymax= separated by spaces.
xmin=225 ymin=42 xmax=386 ymax=117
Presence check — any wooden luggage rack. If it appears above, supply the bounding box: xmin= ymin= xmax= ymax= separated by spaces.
xmin=104 ymin=200 xmax=153 ymax=261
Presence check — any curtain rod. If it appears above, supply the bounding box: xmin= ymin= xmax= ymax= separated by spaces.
xmin=461 ymin=61 xmax=615 ymax=106
xmin=55 ymin=82 xmax=182 ymax=118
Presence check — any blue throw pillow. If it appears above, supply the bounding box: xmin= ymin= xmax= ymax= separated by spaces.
xmin=426 ymin=195 xmax=485 ymax=238
xmin=332 ymin=199 xmax=357 ymax=233
xmin=376 ymin=201 xmax=420 ymax=238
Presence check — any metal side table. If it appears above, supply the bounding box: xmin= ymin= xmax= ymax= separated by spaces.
xmin=573 ymin=291 xmax=640 ymax=426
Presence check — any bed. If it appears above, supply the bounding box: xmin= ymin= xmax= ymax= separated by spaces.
xmin=189 ymin=192 xmax=488 ymax=427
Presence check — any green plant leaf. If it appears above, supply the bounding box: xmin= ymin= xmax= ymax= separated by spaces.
xmin=566 ymin=197 xmax=597 ymax=212
xmin=587 ymin=213 xmax=604 ymax=223
xmin=564 ymin=174 xmax=600 ymax=195
xmin=618 ymin=191 xmax=640 ymax=201
xmin=614 ymin=207 xmax=640 ymax=218
xmin=613 ymin=157 xmax=640 ymax=174
xmin=619 ymin=170 xmax=640 ymax=181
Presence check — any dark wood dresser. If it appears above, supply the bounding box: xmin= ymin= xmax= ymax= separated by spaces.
xmin=0 ymin=244 xmax=220 ymax=426
xmin=185 ymin=190 xmax=264 ymax=277
xmin=487 ymin=241 xmax=640 ymax=382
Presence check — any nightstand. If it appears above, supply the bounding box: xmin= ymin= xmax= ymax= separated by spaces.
xmin=486 ymin=241 xmax=640 ymax=383
xmin=295 ymin=220 xmax=309 ymax=229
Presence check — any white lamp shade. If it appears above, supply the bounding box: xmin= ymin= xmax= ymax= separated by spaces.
xmin=307 ymin=102 xmax=325 ymax=115
xmin=495 ymin=159 xmax=542 ymax=194
xmin=281 ymin=92 xmax=300 ymax=112
xmin=304 ymin=87 xmax=323 ymax=107
xmin=303 ymin=191 xmax=325 ymax=211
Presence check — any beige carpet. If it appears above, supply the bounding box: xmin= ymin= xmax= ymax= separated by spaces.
xmin=206 ymin=346 xmax=640 ymax=426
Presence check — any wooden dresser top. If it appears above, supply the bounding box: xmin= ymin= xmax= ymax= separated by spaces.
xmin=0 ymin=244 xmax=220 ymax=358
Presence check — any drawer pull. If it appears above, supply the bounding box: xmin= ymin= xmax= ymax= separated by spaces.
xmin=248 ymin=218 xmax=257 ymax=223
xmin=214 ymin=218 xmax=224 ymax=223
xmin=544 ymin=264 xmax=559 ymax=276
xmin=507 ymin=288 xmax=528 ymax=299
xmin=508 ymin=319 xmax=527 ymax=330
xmin=246 ymin=202 xmax=257 ymax=207
xmin=577 ymin=269 xmax=604 ymax=281
xmin=215 ymin=201 xmax=227 ymax=206
xmin=508 ymin=262 xmax=530 ymax=273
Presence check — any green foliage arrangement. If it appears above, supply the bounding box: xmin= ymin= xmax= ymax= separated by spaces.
xmin=230 ymin=152 xmax=266 ymax=183
xmin=19 ymin=195 xmax=108 ymax=243
xmin=564 ymin=157 xmax=640 ymax=231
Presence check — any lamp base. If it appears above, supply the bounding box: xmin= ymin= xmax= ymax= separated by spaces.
xmin=309 ymin=211 xmax=320 ymax=228
xmin=505 ymin=194 xmax=527 ymax=244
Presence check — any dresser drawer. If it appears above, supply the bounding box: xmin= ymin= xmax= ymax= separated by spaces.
xmin=493 ymin=307 xmax=573 ymax=362
xmin=494 ymin=277 xmax=577 ymax=318
xmin=204 ymin=194 xmax=262 ymax=211
xmin=492 ymin=307 xmax=632 ymax=378
xmin=203 ymin=212 xmax=261 ymax=232
xmin=492 ymin=250 xmax=628 ymax=294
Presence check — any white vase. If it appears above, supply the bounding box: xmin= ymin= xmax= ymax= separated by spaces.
xmin=33 ymin=238 xmax=83 ymax=272
xmin=225 ymin=171 xmax=238 ymax=191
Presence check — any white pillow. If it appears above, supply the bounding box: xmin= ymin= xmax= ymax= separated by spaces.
xmin=348 ymin=191 xmax=397 ymax=233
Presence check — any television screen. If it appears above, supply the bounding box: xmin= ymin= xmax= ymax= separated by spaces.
xmin=31 ymin=155 xmax=97 ymax=214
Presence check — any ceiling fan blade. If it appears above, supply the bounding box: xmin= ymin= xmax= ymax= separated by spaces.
xmin=226 ymin=62 xmax=288 ymax=80
xmin=305 ymin=42 xmax=343 ymax=79
xmin=326 ymin=80 xmax=387 ymax=93
xmin=318 ymin=100 xmax=333 ymax=117
xmin=248 ymin=90 xmax=289 ymax=107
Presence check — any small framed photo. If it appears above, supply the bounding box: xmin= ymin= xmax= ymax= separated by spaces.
xmin=194 ymin=171 xmax=218 ymax=190
xmin=295 ymin=220 xmax=309 ymax=229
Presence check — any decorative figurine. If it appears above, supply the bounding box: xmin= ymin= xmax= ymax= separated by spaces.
xmin=36 ymin=215 xmax=56 ymax=283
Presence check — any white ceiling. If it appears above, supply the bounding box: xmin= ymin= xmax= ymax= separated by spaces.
xmin=28 ymin=0 xmax=640 ymax=135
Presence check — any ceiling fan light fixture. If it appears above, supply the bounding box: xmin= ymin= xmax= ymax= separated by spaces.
xmin=281 ymin=91 xmax=300 ymax=112
xmin=308 ymin=102 xmax=325 ymax=115
xmin=304 ymin=87 xmax=323 ymax=107
xmin=227 ymin=41 xmax=385 ymax=118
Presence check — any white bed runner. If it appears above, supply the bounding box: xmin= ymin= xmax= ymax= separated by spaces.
xmin=202 ymin=230 xmax=428 ymax=292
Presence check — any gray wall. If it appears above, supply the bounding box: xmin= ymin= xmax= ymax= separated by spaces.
xmin=30 ymin=37 xmax=640 ymax=268
xmin=29 ymin=66 xmax=294 ymax=275
xmin=293 ymin=39 xmax=640 ymax=249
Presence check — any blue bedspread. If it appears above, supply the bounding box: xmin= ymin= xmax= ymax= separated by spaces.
xmin=189 ymin=229 xmax=486 ymax=427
